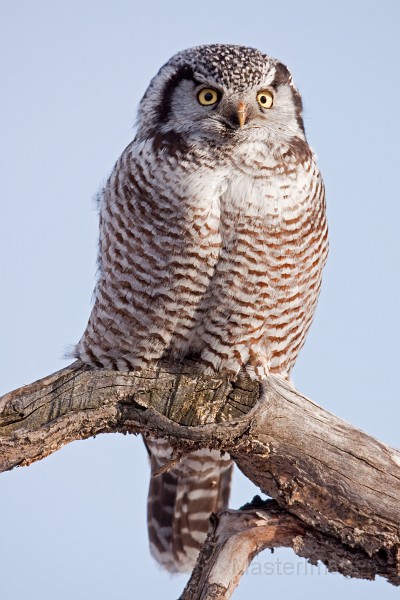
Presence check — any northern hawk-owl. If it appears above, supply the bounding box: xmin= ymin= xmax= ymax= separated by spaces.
xmin=74 ymin=44 xmax=328 ymax=571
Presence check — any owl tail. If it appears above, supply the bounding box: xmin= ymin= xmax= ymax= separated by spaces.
xmin=144 ymin=436 xmax=233 ymax=573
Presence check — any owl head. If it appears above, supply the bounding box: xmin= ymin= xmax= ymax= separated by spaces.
xmin=136 ymin=44 xmax=306 ymax=147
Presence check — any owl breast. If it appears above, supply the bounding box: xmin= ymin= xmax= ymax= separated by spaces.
xmin=76 ymin=137 xmax=328 ymax=380
xmin=179 ymin=140 xmax=328 ymax=378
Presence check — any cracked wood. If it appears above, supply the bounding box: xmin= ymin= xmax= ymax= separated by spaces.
xmin=0 ymin=360 xmax=399 ymax=587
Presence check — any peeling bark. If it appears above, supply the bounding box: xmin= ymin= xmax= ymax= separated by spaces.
xmin=1 ymin=360 xmax=399 ymax=596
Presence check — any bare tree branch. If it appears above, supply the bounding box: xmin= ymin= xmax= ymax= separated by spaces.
xmin=180 ymin=499 xmax=307 ymax=600
xmin=1 ymin=360 xmax=400 ymax=596
xmin=0 ymin=360 xmax=259 ymax=471
xmin=181 ymin=497 xmax=400 ymax=600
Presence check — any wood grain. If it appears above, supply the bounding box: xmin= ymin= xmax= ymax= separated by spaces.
xmin=1 ymin=360 xmax=399 ymax=595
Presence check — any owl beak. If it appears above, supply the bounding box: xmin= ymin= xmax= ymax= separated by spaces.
xmin=237 ymin=101 xmax=247 ymax=128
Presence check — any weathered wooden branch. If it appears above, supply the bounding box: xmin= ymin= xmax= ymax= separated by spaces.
xmin=180 ymin=499 xmax=308 ymax=600
xmin=1 ymin=360 xmax=400 ymax=597
xmin=180 ymin=497 xmax=400 ymax=600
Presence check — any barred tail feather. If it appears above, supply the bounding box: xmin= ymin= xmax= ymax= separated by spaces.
xmin=145 ymin=437 xmax=233 ymax=572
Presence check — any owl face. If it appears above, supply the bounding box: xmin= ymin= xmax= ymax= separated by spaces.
xmin=137 ymin=44 xmax=305 ymax=146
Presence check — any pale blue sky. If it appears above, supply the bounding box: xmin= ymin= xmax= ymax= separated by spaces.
xmin=1 ymin=1 xmax=399 ymax=598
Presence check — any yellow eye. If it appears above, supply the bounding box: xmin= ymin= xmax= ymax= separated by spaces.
xmin=256 ymin=90 xmax=273 ymax=109
xmin=197 ymin=88 xmax=219 ymax=106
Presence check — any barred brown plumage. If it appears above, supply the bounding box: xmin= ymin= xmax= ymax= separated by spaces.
xmin=74 ymin=44 xmax=328 ymax=572
xmin=145 ymin=438 xmax=232 ymax=572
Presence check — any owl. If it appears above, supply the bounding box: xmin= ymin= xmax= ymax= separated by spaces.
xmin=74 ymin=44 xmax=328 ymax=571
